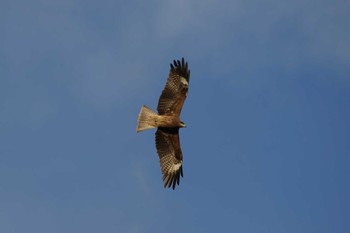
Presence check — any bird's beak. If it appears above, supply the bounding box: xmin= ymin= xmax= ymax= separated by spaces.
xmin=180 ymin=121 xmax=186 ymax=128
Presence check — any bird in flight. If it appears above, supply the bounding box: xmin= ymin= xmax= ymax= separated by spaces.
xmin=136 ymin=58 xmax=190 ymax=190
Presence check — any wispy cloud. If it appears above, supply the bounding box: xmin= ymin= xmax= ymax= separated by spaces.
xmin=3 ymin=0 xmax=348 ymax=115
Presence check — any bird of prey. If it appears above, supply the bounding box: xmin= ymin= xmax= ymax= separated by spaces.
xmin=136 ymin=58 xmax=190 ymax=190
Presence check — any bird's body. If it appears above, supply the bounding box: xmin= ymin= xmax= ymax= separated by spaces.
xmin=136 ymin=58 xmax=190 ymax=189
xmin=137 ymin=105 xmax=184 ymax=132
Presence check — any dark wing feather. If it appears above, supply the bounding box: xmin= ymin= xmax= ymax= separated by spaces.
xmin=155 ymin=128 xmax=183 ymax=190
xmin=157 ymin=58 xmax=190 ymax=116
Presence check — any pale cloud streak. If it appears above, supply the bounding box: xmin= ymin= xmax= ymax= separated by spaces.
xmin=3 ymin=0 xmax=348 ymax=115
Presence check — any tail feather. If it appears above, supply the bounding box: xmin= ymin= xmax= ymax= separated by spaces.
xmin=136 ymin=105 xmax=158 ymax=132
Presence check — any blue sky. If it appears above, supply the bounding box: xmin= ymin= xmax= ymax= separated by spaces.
xmin=1 ymin=0 xmax=350 ymax=232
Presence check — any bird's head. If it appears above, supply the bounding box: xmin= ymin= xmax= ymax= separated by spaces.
xmin=180 ymin=121 xmax=186 ymax=128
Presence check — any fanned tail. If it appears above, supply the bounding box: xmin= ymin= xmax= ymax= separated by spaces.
xmin=136 ymin=105 xmax=158 ymax=132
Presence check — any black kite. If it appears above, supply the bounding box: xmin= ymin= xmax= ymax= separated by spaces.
xmin=136 ymin=58 xmax=190 ymax=189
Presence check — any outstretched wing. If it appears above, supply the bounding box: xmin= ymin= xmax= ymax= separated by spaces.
xmin=157 ymin=58 xmax=190 ymax=116
xmin=155 ymin=128 xmax=183 ymax=189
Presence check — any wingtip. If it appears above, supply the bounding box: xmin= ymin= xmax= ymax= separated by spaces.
xmin=162 ymin=169 xmax=183 ymax=190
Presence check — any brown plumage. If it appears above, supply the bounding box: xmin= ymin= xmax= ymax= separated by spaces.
xmin=136 ymin=58 xmax=190 ymax=189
